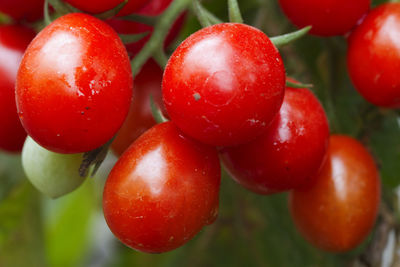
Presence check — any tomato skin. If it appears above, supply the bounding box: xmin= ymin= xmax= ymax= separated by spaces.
xmin=290 ymin=135 xmax=380 ymax=252
xmin=0 ymin=25 xmax=35 ymax=153
xmin=163 ymin=23 xmax=285 ymax=147
xmin=111 ymin=60 xmax=163 ymax=156
xmin=279 ymin=0 xmax=370 ymax=36
xmin=103 ymin=122 xmax=221 ymax=253
xmin=16 ymin=13 xmax=133 ymax=154
xmin=0 ymin=0 xmax=44 ymax=22
xmin=64 ymin=0 xmax=149 ymax=16
xmin=347 ymin=3 xmax=400 ymax=108
xmin=106 ymin=0 xmax=186 ymax=57
xmin=221 ymin=86 xmax=329 ymax=194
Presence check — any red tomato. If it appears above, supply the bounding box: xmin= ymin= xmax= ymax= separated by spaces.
xmin=221 ymin=85 xmax=329 ymax=194
xmin=16 ymin=13 xmax=133 ymax=154
xmin=64 ymin=0 xmax=149 ymax=16
xmin=106 ymin=0 xmax=186 ymax=57
xmin=111 ymin=60 xmax=163 ymax=156
xmin=103 ymin=121 xmax=221 ymax=253
xmin=0 ymin=0 xmax=44 ymax=22
xmin=347 ymin=3 xmax=400 ymax=108
xmin=279 ymin=0 xmax=370 ymax=36
xmin=290 ymin=135 xmax=380 ymax=252
xmin=163 ymin=23 xmax=285 ymax=147
xmin=0 ymin=25 xmax=35 ymax=152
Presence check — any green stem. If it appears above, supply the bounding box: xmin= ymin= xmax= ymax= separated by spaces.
xmin=130 ymin=0 xmax=191 ymax=76
xmin=150 ymin=96 xmax=168 ymax=124
xmin=192 ymin=1 xmax=223 ymax=26
xmin=286 ymin=80 xmax=313 ymax=89
xmin=118 ymin=14 xmax=158 ymax=25
xmin=95 ymin=0 xmax=128 ymax=20
xmin=192 ymin=0 xmax=212 ymax=27
xmin=228 ymin=0 xmax=243 ymax=23
xmin=270 ymin=26 xmax=311 ymax=48
xmin=47 ymin=0 xmax=73 ymax=15
xmin=44 ymin=0 xmax=52 ymax=25
xmin=119 ymin=32 xmax=149 ymax=44
xmin=153 ymin=48 xmax=168 ymax=69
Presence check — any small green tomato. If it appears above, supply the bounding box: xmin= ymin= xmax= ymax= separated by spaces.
xmin=22 ymin=137 xmax=86 ymax=198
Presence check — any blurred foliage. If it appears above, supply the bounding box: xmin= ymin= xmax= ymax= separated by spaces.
xmin=1 ymin=0 xmax=400 ymax=266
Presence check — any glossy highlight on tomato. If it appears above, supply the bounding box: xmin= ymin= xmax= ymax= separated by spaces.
xmin=16 ymin=13 xmax=133 ymax=154
xmin=221 ymin=85 xmax=329 ymax=194
xmin=107 ymin=0 xmax=186 ymax=57
xmin=0 ymin=25 xmax=35 ymax=152
xmin=279 ymin=0 xmax=370 ymax=36
xmin=163 ymin=23 xmax=285 ymax=147
xmin=64 ymin=0 xmax=149 ymax=16
xmin=347 ymin=3 xmax=400 ymax=108
xmin=103 ymin=122 xmax=221 ymax=253
xmin=290 ymin=135 xmax=380 ymax=252
xmin=0 ymin=0 xmax=44 ymax=22
xmin=111 ymin=60 xmax=163 ymax=156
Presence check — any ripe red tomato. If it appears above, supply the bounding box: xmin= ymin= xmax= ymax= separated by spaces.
xmin=0 ymin=25 xmax=35 ymax=152
xmin=290 ymin=135 xmax=380 ymax=252
xmin=163 ymin=23 xmax=285 ymax=147
xmin=103 ymin=121 xmax=221 ymax=253
xmin=278 ymin=0 xmax=370 ymax=36
xmin=111 ymin=60 xmax=163 ymax=156
xmin=347 ymin=3 xmax=400 ymax=108
xmin=64 ymin=0 xmax=149 ymax=16
xmin=106 ymin=0 xmax=186 ymax=57
xmin=221 ymin=85 xmax=329 ymax=194
xmin=16 ymin=13 xmax=133 ymax=154
xmin=0 ymin=0 xmax=44 ymax=22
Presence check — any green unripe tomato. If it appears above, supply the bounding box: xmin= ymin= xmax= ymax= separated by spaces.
xmin=22 ymin=136 xmax=86 ymax=198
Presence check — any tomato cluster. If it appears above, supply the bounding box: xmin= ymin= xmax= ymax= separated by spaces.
xmin=0 ymin=0 xmax=387 ymax=257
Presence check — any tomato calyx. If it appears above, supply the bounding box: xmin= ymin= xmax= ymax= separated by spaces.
xmin=285 ymin=79 xmax=313 ymax=89
xmin=150 ymin=96 xmax=168 ymax=124
xmin=270 ymin=26 xmax=311 ymax=48
xmin=79 ymin=137 xmax=114 ymax=178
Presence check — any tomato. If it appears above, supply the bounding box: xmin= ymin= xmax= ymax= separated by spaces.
xmin=0 ymin=25 xmax=35 ymax=153
xmin=103 ymin=121 xmax=221 ymax=253
xmin=111 ymin=60 xmax=163 ymax=156
xmin=278 ymin=0 xmax=370 ymax=36
xmin=289 ymin=135 xmax=380 ymax=252
xmin=162 ymin=23 xmax=285 ymax=147
xmin=347 ymin=3 xmax=400 ymax=108
xmin=16 ymin=13 xmax=133 ymax=154
xmin=22 ymin=137 xmax=86 ymax=198
xmin=106 ymin=0 xmax=186 ymax=57
xmin=64 ymin=0 xmax=149 ymax=16
xmin=0 ymin=0 xmax=44 ymax=22
xmin=221 ymin=85 xmax=329 ymax=194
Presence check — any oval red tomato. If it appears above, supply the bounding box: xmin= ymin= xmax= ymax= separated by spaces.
xmin=103 ymin=121 xmax=221 ymax=253
xmin=106 ymin=0 xmax=186 ymax=57
xmin=64 ymin=0 xmax=149 ymax=16
xmin=0 ymin=25 xmax=35 ymax=152
xmin=221 ymin=85 xmax=329 ymax=194
xmin=279 ymin=0 xmax=370 ymax=36
xmin=0 ymin=0 xmax=44 ymax=22
xmin=163 ymin=23 xmax=285 ymax=147
xmin=16 ymin=13 xmax=133 ymax=154
xmin=347 ymin=3 xmax=400 ymax=108
xmin=290 ymin=135 xmax=380 ymax=252
xmin=111 ymin=60 xmax=163 ymax=156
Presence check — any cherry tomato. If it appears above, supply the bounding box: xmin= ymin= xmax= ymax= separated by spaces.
xmin=64 ymin=0 xmax=149 ymax=16
xmin=111 ymin=60 xmax=163 ymax=156
xmin=290 ymin=135 xmax=380 ymax=252
xmin=103 ymin=121 xmax=221 ymax=253
xmin=22 ymin=137 xmax=86 ymax=198
xmin=278 ymin=0 xmax=370 ymax=36
xmin=0 ymin=25 xmax=35 ymax=153
xmin=0 ymin=0 xmax=44 ymax=22
xmin=347 ymin=3 xmax=400 ymax=108
xmin=163 ymin=23 xmax=285 ymax=147
xmin=106 ymin=0 xmax=186 ymax=57
xmin=16 ymin=13 xmax=133 ymax=154
xmin=221 ymin=85 xmax=329 ymax=194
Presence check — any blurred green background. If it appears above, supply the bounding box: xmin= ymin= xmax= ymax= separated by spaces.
xmin=1 ymin=0 xmax=399 ymax=266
